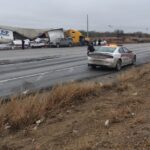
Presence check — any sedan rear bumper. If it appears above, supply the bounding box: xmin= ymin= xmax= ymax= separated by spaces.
xmin=88 ymin=57 xmax=117 ymax=68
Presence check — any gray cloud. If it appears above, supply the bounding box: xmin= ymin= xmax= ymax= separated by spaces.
xmin=0 ymin=0 xmax=150 ymax=32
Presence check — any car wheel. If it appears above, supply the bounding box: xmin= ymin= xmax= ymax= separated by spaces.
xmin=91 ymin=64 xmax=96 ymax=69
xmin=132 ymin=56 xmax=136 ymax=65
xmin=69 ymin=43 xmax=72 ymax=47
xmin=88 ymin=64 xmax=96 ymax=69
xmin=116 ymin=60 xmax=122 ymax=71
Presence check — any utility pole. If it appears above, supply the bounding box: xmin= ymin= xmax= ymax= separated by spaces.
xmin=87 ymin=14 xmax=89 ymax=38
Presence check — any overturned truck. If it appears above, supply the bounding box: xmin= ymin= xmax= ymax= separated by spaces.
xmin=44 ymin=29 xmax=73 ymax=48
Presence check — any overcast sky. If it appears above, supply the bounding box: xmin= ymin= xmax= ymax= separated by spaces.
xmin=0 ymin=0 xmax=150 ymax=32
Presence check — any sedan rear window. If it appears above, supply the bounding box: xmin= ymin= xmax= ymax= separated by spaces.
xmin=95 ymin=46 xmax=116 ymax=53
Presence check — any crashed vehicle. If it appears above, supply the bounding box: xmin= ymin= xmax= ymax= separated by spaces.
xmin=50 ymin=37 xmax=73 ymax=48
xmin=30 ymin=38 xmax=49 ymax=48
xmin=87 ymin=45 xmax=136 ymax=71
xmin=48 ymin=29 xmax=73 ymax=48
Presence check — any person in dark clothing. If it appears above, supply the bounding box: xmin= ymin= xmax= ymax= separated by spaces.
xmin=98 ymin=39 xmax=102 ymax=46
xmin=22 ymin=40 xmax=25 ymax=50
xmin=87 ymin=42 xmax=95 ymax=55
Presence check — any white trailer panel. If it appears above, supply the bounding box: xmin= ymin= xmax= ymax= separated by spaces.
xmin=0 ymin=29 xmax=14 ymax=43
xmin=48 ymin=29 xmax=64 ymax=43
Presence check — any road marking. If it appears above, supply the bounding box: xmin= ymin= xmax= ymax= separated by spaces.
xmin=0 ymin=65 xmax=84 ymax=84
xmin=0 ymin=73 xmax=47 ymax=84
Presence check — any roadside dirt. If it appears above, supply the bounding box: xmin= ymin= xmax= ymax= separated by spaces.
xmin=0 ymin=64 xmax=150 ymax=150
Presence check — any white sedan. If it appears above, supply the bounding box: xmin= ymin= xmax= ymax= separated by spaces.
xmin=87 ymin=45 xmax=136 ymax=71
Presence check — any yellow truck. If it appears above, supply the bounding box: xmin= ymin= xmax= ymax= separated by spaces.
xmin=65 ymin=29 xmax=88 ymax=46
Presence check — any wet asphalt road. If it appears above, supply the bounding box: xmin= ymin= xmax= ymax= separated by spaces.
xmin=0 ymin=43 xmax=150 ymax=98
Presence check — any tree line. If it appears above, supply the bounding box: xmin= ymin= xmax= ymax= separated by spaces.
xmin=80 ymin=30 xmax=150 ymax=38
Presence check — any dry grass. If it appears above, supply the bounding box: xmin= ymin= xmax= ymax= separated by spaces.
xmin=110 ymin=106 xmax=132 ymax=124
xmin=0 ymin=82 xmax=100 ymax=131
xmin=118 ymin=64 xmax=150 ymax=82
xmin=131 ymin=115 xmax=147 ymax=125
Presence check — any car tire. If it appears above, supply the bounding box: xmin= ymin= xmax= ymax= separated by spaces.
xmin=132 ymin=56 xmax=136 ymax=65
xmin=88 ymin=64 xmax=96 ymax=69
xmin=69 ymin=43 xmax=72 ymax=47
xmin=116 ymin=60 xmax=122 ymax=71
xmin=91 ymin=64 xmax=96 ymax=69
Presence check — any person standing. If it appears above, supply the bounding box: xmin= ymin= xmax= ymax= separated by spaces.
xmin=87 ymin=42 xmax=95 ymax=55
xmin=98 ymin=39 xmax=101 ymax=46
xmin=22 ymin=39 xmax=25 ymax=50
